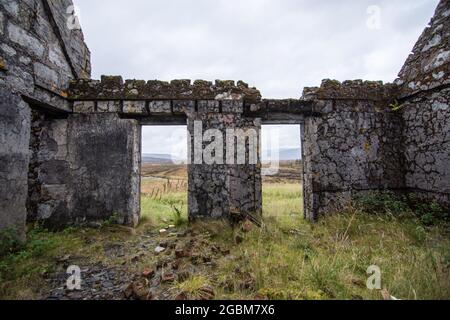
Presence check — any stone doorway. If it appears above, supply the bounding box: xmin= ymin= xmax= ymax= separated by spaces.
xmin=261 ymin=124 xmax=304 ymax=222
xmin=140 ymin=125 xmax=189 ymax=225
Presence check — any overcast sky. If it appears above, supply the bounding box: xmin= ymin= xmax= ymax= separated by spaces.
xmin=73 ymin=0 xmax=439 ymax=158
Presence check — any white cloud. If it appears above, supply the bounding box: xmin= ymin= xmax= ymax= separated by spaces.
xmin=141 ymin=126 xmax=187 ymax=158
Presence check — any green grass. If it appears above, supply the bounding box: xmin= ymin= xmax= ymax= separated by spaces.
xmin=211 ymin=183 xmax=450 ymax=300
xmin=0 ymin=224 xmax=140 ymax=299
xmin=1 ymin=182 xmax=448 ymax=300
xmin=171 ymin=274 xmax=214 ymax=300
xmin=262 ymin=183 xmax=303 ymax=229
xmin=0 ymin=227 xmax=82 ymax=299
xmin=140 ymin=191 xmax=188 ymax=228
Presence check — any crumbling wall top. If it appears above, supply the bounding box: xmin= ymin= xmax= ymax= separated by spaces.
xmin=302 ymin=79 xmax=400 ymax=102
xmin=69 ymin=76 xmax=262 ymax=103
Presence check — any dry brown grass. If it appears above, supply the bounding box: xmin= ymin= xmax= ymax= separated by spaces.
xmin=262 ymin=160 xmax=302 ymax=183
xmin=141 ymin=178 xmax=188 ymax=198
xmin=141 ymin=164 xmax=187 ymax=180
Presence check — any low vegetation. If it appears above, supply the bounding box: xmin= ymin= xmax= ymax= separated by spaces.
xmin=0 ymin=169 xmax=448 ymax=300
xmin=217 ymin=184 xmax=449 ymax=299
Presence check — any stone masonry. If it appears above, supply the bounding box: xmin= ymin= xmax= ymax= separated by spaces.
xmin=396 ymin=0 xmax=450 ymax=207
xmin=300 ymin=81 xmax=405 ymax=219
xmin=0 ymin=0 xmax=449 ymax=239
xmin=1 ymin=0 xmax=90 ymax=239
xmin=68 ymin=78 xmax=264 ymax=223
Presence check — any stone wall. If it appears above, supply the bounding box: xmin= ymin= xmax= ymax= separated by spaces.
xmin=0 ymin=87 xmax=30 ymax=240
xmin=187 ymin=104 xmax=262 ymax=222
xmin=1 ymin=0 xmax=449 ymax=239
xmin=0 ymin=0 xmax=90 ymax=238
xmin=0 ymin=0 xmax=90 ymax=103
xmin=301 ymin=80 xmax=404 ymax=219
xmin=27 ymin=109 xmax=69 ymax=224
xmin=396 ymin=0 xmax=449 ymax=94
xmin=65 ymin=114 xmax=140 ymax=228
xmin=26 ymin=112 xmax=140 ymax=229
xmin=401 ymin=89 xmax=450 ymax=206
xmin=396 ymin=0 xmax=450 ymax=207
xmin=298 ymin=0 xmax=450 ymax=218
xmin=69 ymin=77 xmax=264 ymax=223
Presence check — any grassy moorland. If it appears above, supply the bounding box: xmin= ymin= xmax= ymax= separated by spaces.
xmin=140 ymin=181 xmax=449 ymax=300
xmin=0 ymin=164 xmax=448 ymax=300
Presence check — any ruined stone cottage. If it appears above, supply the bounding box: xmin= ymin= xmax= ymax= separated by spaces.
xmin=1 ymin=0 xmax=449 ymax=240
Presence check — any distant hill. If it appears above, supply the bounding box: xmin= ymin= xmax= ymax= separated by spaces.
xmin=143 ymin=147 xmax=301 ymax=164
xmin=142 ymin=153 xmax=180 ymax=164
xmin=262 ymin=147 xmax=301 ymax=161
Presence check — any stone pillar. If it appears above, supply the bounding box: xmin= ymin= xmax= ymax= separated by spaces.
xmin=65 ymin=113 xmax=141 ymax=227
xmin=0 ymin=87 xmax=30 ymax=241
xmin=301 ymin=118 xmax=318 ymax=220
xmin=187 ymin=101 xmax=262 ymax=222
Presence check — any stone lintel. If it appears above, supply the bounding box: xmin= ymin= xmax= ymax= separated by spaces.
xmin=71 ymin=99 xmax=249 ymax=116
xmin=22 ymin=87 xmax=72 ymax=114
xmin=246 ymin=99 xmax=316 ymax=115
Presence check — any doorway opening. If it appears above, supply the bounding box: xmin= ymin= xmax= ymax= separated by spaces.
xmin=261 ymin=125 xmax=303 ymax=225
xmin=140 ymin=125 xmax=188 ymax=227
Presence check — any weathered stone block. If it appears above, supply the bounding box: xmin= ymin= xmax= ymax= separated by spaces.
xmin=19 ymin=56 xmax=30 ymax=65
xmin=149 ymin=100 xmax=171 ymax=113
xmin=73 ymin=101 xmax=95 ymax=113
xmin=44 ymin=0 xmax=91 ymax=78
xmin=2 ymin=0 xmax=19 ymax=17
xmin=1 ymin=43 xmax=16 ymax=57
xmin=123 ymin=100 xmax=146 ymax=114
xmin=222 ymin=101 xmax=244 ymax=113
xmin=49 ymin=42 xmax=71 ymax=73
xmin=8 ymin=22 xmax=45 ymax=58
xmin=6 ymin=65 xmax=34 ymax=95
xmin=198 ymin=100 xmax=220 ymax=113
xmin=34 ymin=62 xmax=59 ymax=86
xmin=97 ymin=100 xmax=120 ymax=113
xmin=101 ymin=75 xmax=123 ymax=86
xmin=173 ymin=100 xmax=195 ymax=114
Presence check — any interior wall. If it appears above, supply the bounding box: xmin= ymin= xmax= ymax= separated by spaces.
xmin=66 ymin=113 xmax=141 ymax=228
xmin=302 ymin=81 xmax=404 ymax=220
xmin=25 ymin=113 xmax=141 ymax=229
